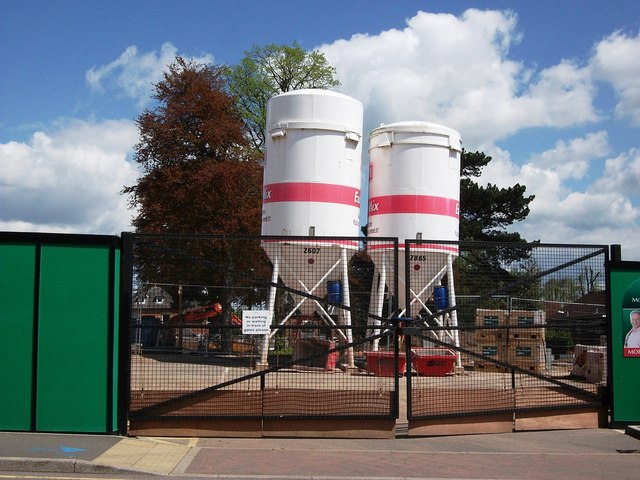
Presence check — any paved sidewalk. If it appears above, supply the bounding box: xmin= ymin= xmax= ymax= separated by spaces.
xmin=1 ymin=427 xmax=639 ymax=479
xmin=0 ymin=432 xmax=191 ymax=475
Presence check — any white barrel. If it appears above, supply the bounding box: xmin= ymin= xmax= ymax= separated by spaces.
xmin=367 ymin=121 xmax=462 ymax=313
xmin=261 ymin=89 xmax=363 ymax=238
xmin=261 ymin=89 xmax=363 ymax=315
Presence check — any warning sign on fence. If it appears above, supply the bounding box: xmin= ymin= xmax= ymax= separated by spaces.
xmin=242 ymin=310 xmax=271 ymax=335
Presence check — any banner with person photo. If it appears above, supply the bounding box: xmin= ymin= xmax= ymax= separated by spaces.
xmin=609 ymin=261 xmax=640 ymax=424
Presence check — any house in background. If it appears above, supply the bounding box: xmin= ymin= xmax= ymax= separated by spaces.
xmin=132 ymin=286 xmax=174 ymax=348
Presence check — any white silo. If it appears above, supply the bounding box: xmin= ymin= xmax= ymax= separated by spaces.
xmin=366 ymin=121 xmax=462 ymax=352
xmin=259 ymin=89 xmax=363 ymax=368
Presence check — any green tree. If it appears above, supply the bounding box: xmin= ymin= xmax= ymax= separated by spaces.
xmin=454 ymin=151 xmax=536 ymax=307
xmin=543 ymin=277 xmax=581 ymax=302
xmin=460 ymin=150 xmax=535 ymax=243
xmin=225 ymin=41 xmax=340 ymax=152
xmin=578 ymin=266 xmax=602 ymax=296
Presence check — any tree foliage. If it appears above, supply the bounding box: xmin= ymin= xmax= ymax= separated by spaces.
xmin=124 ymin=57 xmax=262 ymax=234
xmin=460 ymin=150 xmax=535 ymax=243
xmin=128 ymin=161 xmax=262 ymax=234
xmin=225 ymin=41 xmax=340 ymax=152
xmin=577 ymin=266 xmax=602 ymax=296
xmin=123 ymin=57 xmax=268 ymax=311
xmin=454 ymin=151 xmax=537 ymax=306
xmin=543 ymin=278 xmax=582 ymax=303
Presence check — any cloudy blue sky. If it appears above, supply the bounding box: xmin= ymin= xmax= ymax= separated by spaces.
xmin=2 ymin=1 xmax=640 ymax=257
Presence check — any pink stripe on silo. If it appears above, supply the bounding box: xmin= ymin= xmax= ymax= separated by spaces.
xmin=368 ymin=243 xmax=459 ymax=253
xmin=368 ymin=194 xmax=459 ymax=218
xmin=263 ymin=182 xmax=361 ymax=207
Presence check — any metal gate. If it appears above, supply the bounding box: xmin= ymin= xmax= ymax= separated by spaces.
xmin=121 ymin=234 xmax=611 ymax=437
xmin=122 ymin=233 xmax=403 ymax=437
xmin=403 ymin=240 xmax=610 ymax=435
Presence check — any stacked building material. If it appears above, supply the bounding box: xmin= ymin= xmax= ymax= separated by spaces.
xmin=474 ymin=309 xmax=547 ymax=373
xmin=571 ymin=344 xmax=607 ymax=383
xmin=506 ymin=310 xmax=547 ymax=373
xmin=473 ymin=309 xmax=508 ymax=372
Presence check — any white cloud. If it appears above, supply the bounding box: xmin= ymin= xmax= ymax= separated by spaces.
xmin=514 ymin=179 xmax=640 ymax=256
xmin=318 ymin=9 xmax=640 ymax=255
xmin=516 ymin=60 xmax=598 ymax=129
xmin=544 ymin=191 xmax=636 ymax=229
xmin=590 ymin=30 xmax=640 ymax=126
xmin=4 ymin=13 xmax=639 ymax=260
xmin=85 ymin=42 xmax=214 ymax=107
xmin=527 ymin=131 xmax=610 ymax=180
xmin=480 ymin=132 xmax=610 ymax=203
xmin=478 ymin=137 xmax=640 ymax=254
xmin=0 ymin=119 xmax=140 ymax=234
xmin=3 ymin=43 xmax=217 ymax=236
xmin=478 ymin=146 xmax=569 ymax=222
xmin=320 ymin=9 xmax=599 ymax=147
xmin=591 ymin=148 xmax=640 ymax=200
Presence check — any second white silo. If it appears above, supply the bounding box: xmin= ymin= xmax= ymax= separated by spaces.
xmin=367 ymin=121 xmax=462 ymax=351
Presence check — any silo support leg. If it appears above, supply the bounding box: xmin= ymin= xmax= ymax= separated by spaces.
xmin=341 ymin=247 xmax=355 ymax=369
xmin=259 ymin=251 xmax=280 ymax=369
xmin=446 ymin=254 xmax=462 ymax=369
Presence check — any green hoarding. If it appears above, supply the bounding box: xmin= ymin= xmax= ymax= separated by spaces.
xmin=0 ymin=233 xmax=120 ymax=433
xmin=36 ymin=244 xmax=111 ymax=432
xmin=609 ymin=262 xmax=640 ymax=424
xmin=0 ymin=243 xmax=37 ymax=430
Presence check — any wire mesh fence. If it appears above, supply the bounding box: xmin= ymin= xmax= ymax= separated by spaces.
xmin=128 ymin=324 xmax=405 ymax=420
xmin=124 ymin=234 xmax=609 ymax=425
xmin=126 ymin=234 xmax=401 ymax=421
xmin=404 ymin=240 xmax=608 ymax=420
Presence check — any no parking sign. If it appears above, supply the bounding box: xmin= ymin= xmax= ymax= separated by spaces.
xmin=241 ymin=310 xmax=271 ymax=335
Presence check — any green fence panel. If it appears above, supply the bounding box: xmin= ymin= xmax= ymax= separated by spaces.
xmin=0 ymin=243 xmax=37 ymax=430
xmin=36 ymin=244 xmax=112 ymax=432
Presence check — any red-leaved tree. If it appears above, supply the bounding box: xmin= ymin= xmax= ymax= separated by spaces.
xmin=124 ymin=57 xmax=268 ymax=312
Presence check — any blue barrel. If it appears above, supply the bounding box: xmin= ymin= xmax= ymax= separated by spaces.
xmin=433 ymin=285 xmax=448 ymax=310
xmin=327 ymin=280 xmax=343 ymax=304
